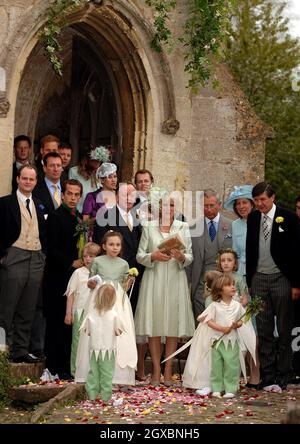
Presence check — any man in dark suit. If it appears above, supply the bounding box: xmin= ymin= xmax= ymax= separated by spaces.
xmin=11 ymin=135 xmax=32 ymax=192
xmin=246 ymin=182 xmax=300 ymax=391
xmin=93 ymin=182 xmax=142 ymax=311
xmin=35 ymin=134 xmax=60 ymax=181
xmin=0 ymin=165 xmax=46 ymax=363
xmin=43 ymin=179 xmax=83 ymax=379
xmin=33 ymin=152 xmax=63 ymax=216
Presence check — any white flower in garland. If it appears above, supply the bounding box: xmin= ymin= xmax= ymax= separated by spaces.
xmin=89 ymin=146 xmax=110 ymax=162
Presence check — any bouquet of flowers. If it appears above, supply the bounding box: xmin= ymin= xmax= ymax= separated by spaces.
xmin=211 ymin=296 xmax=264 ymax=349
xmin=122 ymin=267 xmax=139 ymax=305
xmin=74 ymin=219 xmax=95 ymax=258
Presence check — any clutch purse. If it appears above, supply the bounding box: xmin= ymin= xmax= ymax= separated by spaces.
xmin=157 ymin=234 xmax=186 ymax=254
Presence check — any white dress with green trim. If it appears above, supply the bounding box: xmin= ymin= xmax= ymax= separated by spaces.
xmin=181 ymin=300 xmax=257 ymax=389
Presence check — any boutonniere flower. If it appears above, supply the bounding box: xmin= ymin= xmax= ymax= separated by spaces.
xmin=38 ymin=203 xmax=45 ymax=211
xmin=222 ymin=224 xmax=229 ymax=231
xmin=275 ymin=216 xmax=284 ymax=224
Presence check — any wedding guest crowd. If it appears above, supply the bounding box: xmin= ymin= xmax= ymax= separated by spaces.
xmin=0 ymin=134 xmax=300 ymax=399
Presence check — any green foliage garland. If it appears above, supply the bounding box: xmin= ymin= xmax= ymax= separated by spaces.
xmin=39 ymin=0 xmax=85 ymax=76
xmin=40 ymin=0 xmax=234 ymax=90
xmin=146 ymin=0 xmax=236 ymax=91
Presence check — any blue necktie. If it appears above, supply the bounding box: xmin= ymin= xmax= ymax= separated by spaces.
xmin=209 ymin=220 xmax=216 ymax=241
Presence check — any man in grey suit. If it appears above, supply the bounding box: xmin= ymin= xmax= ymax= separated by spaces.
xmin=189 ymin=189 xmax=232 ymax=318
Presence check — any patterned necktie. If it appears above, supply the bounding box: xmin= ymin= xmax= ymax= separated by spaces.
xmin=209 ymin=220 xmax=216 ymax=241
xmin=26 ymin=198 xmax=32 ymax=218
xmin=125 ymin=212 xmax=133 ymax=232
xmin=53 ymin=184 xmax=61 ymax=208
xmin=262 ymin=214 xmax=270 ymax=240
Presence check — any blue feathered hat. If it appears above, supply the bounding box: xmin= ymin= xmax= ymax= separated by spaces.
xmin=223 ymin=185 xmax=254 ymax=212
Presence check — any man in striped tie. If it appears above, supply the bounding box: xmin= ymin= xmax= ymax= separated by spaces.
xmin=246 ymin=182 xmax=300 ymax=392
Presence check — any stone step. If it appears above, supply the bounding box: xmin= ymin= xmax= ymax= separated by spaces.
xmin=9 ymin=361 xmax=45 ymax=381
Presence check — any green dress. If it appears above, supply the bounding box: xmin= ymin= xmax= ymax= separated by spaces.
xmin=90 ymin=255 xmax=129 ymax=285
xmin=134 ymin=220 xmax=195 ymax=338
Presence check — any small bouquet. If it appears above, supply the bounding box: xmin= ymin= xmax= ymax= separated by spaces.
xmin=74 ymin=219 xmax=95 ymax=258
xmin=211 ymin=296 xmax=264 ymax=349
xmin=122 ymin=267 xmax=139 ymax=305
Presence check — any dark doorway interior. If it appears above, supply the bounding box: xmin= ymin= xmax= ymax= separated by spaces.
xmin=35 ymin=35 xmax=120 ymax=166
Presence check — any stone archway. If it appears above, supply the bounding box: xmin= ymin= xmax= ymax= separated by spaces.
xmin=12 ymin=1 xmax=179 ymax=181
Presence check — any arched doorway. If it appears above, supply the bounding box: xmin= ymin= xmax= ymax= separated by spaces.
xmin=14 ymin=4 xmax=152 ymax=179
xmin=6 ymin=1 xmax=178 ymax=189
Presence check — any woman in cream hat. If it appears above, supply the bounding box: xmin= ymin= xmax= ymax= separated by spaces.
xmin=223 ymin=185 xmax=254 ymax=275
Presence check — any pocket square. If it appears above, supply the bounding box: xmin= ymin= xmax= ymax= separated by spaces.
xmin=224 ymin=233 xmax=232 ymax=239
xmin=279 ymin=226 xmax=284 ymax=233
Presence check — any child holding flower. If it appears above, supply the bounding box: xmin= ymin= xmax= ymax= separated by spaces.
xmin=182 ymin=273 xmax=256 ymax=398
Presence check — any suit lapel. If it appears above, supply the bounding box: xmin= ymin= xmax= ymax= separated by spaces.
xmin=9 ymin=193 xmax=21 ymax=229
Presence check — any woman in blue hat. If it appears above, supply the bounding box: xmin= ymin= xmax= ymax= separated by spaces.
xmin=224 ymin=185 xmax=260 ymax=388
xmin=223 ymin=185 xmax=254 ymax=276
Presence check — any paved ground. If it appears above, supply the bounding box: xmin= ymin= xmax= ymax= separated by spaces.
xmin=1 ymin=378 xmax=299 ymax=424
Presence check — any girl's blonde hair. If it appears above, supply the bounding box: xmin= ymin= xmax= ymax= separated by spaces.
xmin=204 ymin=270 xmax=222 ymax=299
xmin=83 ymin=242 xmax=101 ymax=257
xmin=216 ymin=248 xmax=239 ymax=272
xmin=211 ymin=273 xmax=235 ymax=302
xmin=94 ymin=284 xmax=116 ymax=314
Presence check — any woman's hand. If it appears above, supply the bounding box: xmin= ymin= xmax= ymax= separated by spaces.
xmin=222 ymin=326 xmax=232 ymax=334
xmin=87 ymin=279 xmax=97 ymax=289
xmin=170 ymin=249 xmax=185 ymax=263
xmin=151 ymin=250 xmax=171 ymax=262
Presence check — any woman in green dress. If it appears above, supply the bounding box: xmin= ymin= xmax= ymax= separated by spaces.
xmin=135 ymin=195 xmax=195 ymax=386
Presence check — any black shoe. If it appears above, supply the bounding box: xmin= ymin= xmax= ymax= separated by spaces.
xmin=59 ymin=373 xmax=73 ymax=381
xmin=245 ymin=382 xmax=260 ymax=390
xmin=12 ymin=353 xmax=39 ymax=364
xmin=31 ymin=350 xmax=46 ymax=361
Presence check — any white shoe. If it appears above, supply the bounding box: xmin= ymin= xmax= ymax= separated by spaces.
xmin=223 ymin=392 xmax=235 ymax=399
xmin=212 ymin=391 xmax=222 ymax=398
xmin=195 ymin=387 xmax=212 ymax=396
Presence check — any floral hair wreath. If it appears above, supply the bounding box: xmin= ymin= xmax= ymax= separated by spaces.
xmin=89 ymin=146 xmax=110 ymax=162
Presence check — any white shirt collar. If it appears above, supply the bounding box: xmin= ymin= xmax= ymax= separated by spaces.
xmin=117 ymin=204 xmax=133 ymax=223
xmin=263 ymin=203 xmax=276 ymax=221
xmin=205 ymin=213 xmax=220 ymax=226
xmin=17 ymin=189 xmax=32 ymax=203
